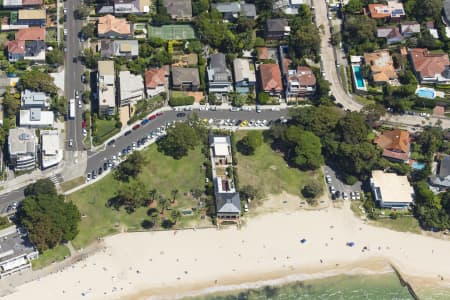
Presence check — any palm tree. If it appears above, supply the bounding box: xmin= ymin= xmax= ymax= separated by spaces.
xmin=171 ymin=189 xmax=179 ymax=204
xmin=158 ymin=196 xmax=169 ymax=214
xmin=149 ymin=188 xmax=157 ymax=204
xmin=171 ymin=210 xmax=182 ymax=225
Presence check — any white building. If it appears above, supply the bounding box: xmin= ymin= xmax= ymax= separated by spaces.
xmin=40 ymin=130 xmax=62 ymax=169
xmin=370 ymin=170 xmax=414 ymax=209
xmin=21 ymin=90 xmax=49 ymax=109
xmin=8 ymin=127 xmax=37 ymax=171
xmin=19 ymin=109 xmax=54 ymax=128
xmin=0 ymin=226 xmax=39 ymax=279
xmin=119 ymin=71 xmax=145 ymax=106
xmin=97 ymin=61 xmax=116 ymax=115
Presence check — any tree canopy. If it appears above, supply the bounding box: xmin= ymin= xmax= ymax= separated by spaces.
xmin=18 ymin=179 xmax=81 ymax=251
xmin=19 ymin=69 xmax=58 ymax=95
xmin=115 ymin=151 xmax=146 ymax=181
xmin=237 ymin=131 xmax=263 ymax=155
xmin=158 ymin=122 xmax=200 ymax=159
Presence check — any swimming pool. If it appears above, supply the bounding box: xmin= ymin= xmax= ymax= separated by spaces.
xmin=352 ymin=65 xmax=365 ymax=89
xmin=416 ymin=87 xmax=436 ymax=99
xmin=412 ymin=161 xmax=426 ymax=170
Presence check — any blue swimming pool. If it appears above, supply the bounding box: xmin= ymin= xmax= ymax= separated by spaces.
xmin=416 ymin=87 xmax=435 ymax=99
xmin=352 ymin=65 xmax=365 ymax=89
xmin=412 ymin=161 xmax=426 ymax=170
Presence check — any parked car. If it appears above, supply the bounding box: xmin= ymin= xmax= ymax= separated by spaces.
xmin=342 ymin=192 xmax=349 ymax=200
xmin=81 ymin=74 xmax=86 ymax=83
xmin=132 ymin=124 xmax=140 ymax=130
xmin=103 ymin=162 xmax=108 ymax=170
xmin=141 ymin=119 xmax=149 ymax=126
xmin=122 ymin=148 xmax=127 ymax=155
xmin=176 ymin=112 xmax=186 ymax=117
xmin=329 ymin=186 xmax=336 ymax=194
xmin=98 ymin=167 xmax=103 ymax=175
xmin=132 ymin=143 xmax=136 ymax=150
xmin=86 ymin=173 xmax=91 ymax=182
xmin=156 ymin=112 xmax=163 ymax=116
xmin=124 ymin=130 xmax=132 ymax=136
xmin=68 ymin=139 xmax=73 ymax=147
xmin=82 ymin=128 xmax=87 ymax=136
xmin=244 ymin=203 xmax=249 ymax=212
xmin=148 ymin=115 xmax=156 ymax=120
xmin=107 ymin=139 xmax=115 ymax=146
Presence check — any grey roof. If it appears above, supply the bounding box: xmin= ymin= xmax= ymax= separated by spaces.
xmin=163 ymin=0 xmax=192 ymax=19
xmin=171 ymin=67 xmax=200 ymax=86
xmin=445 ymin=0 xmax=450 ymax=21
xmin=98 ymin=5 xmax=114 ymax=14
xmin=208 ymin=53 xmax=230 ymax=82
xmin=439 ymin=155 xmax=450 ymax=178
xmin=266 ymin=18 xmax=289 ymax=32
xmin=8 ymin=127 xmax=37 ymax=155
xmin=100 ymin=39 xmax=139 ymax=57
xmin=21 ymin=89 xmax=47 ymax=107
xmin=233 ymin=58 xmax=256 ymax=83
xmin=240 ymin=3 xmax=256 ymax=17
xmin=215 ymin=192 xmax=241 ymax=214
xmin=0 ymin=229 xmax=36 ymax=265
xmin=24 ymin=40 xmax=45 ymax=57
xmin=212 ymin=2 xmax=240 ymax=13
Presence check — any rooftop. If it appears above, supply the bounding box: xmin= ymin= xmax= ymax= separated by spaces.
xmin=15 ymin=27 xmax=45 ymax=41
xmin=18 ymin=9 xmax=45 ymax=20
xmin=98 ymin=14 xmax=131 ymax=35
xmin=0 ymin=227 xmax=37 ymax=267
xmin=371 ymin=170 xmax=414 ymax=204
xmin=260 ymin=64 xmax=283 ymax=92
xmin=439 ymin=155 xmax=450 ymax=178
xmin=409 ymin=48 xmax=450 ymax=80
xmin=213 ymin=136 xmax=231 ymax=157
xmin=215 ymin=192 xmax=241 ymax=214
xmin=8 ymin=127 xmax=37 ymax=155
xmin=119 ymin=71 xmax=144 ymax=101
xmin=145 ymin=67 xmax=169 ymax=89
xmin=21 ymin=89 xmax=48 ymax=107
xmin=266 ymin=18 xmax=289 ymax=32
xmin=19 ymin=109 xmax=54 ymax=127
xmin=100 ymin=39 xmax=139 ymax=57
xmin=374 ymin=129 xmax=410 ymax=161
xmin=98 ymin=60 xmax=115 ymax=76
xmin=163 ymin=0 xmax=192 ymax=19
xmin=171 ymin=67 xmax=200 ymax=86
xmin=233 ymin=58 xmax=256 ymax=83
xmin=364 ymin=50 xmax=398 ymax=83
xmin=41 ymin=130 xmax=59 ymax=156
xmin=289 ymin=66 xmax=316 ymax=86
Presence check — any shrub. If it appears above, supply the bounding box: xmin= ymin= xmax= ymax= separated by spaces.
xmin=301 ymin=181 xmax=323 ymax=199
xmin=345 ymin=175 xmax=358 ymax=185
xmin=169 ymin=96 xmax=195 ymax=106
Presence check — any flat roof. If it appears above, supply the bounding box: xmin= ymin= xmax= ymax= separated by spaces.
xmin=18 ymin=9 xmax=45 ymax=20
xmin=371 ymin=170 xmax=414 ymax=204
xmin=8 ymin=127 xmax=36 ymax=155
xmin=41 ymin=130 xmax=59 ymax=155
xmin=0 ymin=227 xmax=36 ymax=266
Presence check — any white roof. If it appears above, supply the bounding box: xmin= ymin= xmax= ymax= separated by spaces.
xmin=41 ymin=131 xmax=59 ymax=155
xmin=1 ymin=257 xmax=27 ymax=272
xmin=19 ymin=110 xmax=54 ymax=128
xmin=371 ymin=170 xmax=414 ymax=204
xmin=119 ymin=71 xmax=144 ymax=102
xmin=233 ymin=58 xmax=256 ymax=83
xmin=213 ymin=136 xmax=230 ymax=156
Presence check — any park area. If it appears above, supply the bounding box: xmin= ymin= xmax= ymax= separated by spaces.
xmin=66 ymin=145 xmax=207 ymax=249
xmin=147 ymin=24 xmax=195 ymax=40
xmin=235 ymin=131 xmax=322 ymax=198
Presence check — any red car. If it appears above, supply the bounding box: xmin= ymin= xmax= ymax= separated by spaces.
xmin=81 ymin=119 xmax=86 ymax=129
xmin=148 ymin=115 xmax=156 ymax=120
xmin=156 ymin=112 xmax=163 ymax=116
xmin=132 ymin=124 xmax=140 ymax=130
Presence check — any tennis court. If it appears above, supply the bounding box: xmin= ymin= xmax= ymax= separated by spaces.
xmin=148 ymin=25 xmax=196 ymax=40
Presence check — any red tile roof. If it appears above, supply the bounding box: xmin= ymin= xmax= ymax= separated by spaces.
xmin=22 ymin=0 xmax=43 ymax=5
xmin=144 ymin=67 xmax=168 ymax=89
xmin=7 ymin=40 xmax=25 ymax=54
xmin=292 ymin=66 xmax=316 ymax=86
xmin=374 ymin=129 xmax=410 ymax=161
xmin=15 ymin=27 xmax=45 ymax=41
xmin=368 ymin=4 xmax=390 ymax=19
xmin=260 ymin=64 xmax=283 ymax=92
xmin=410 ymin=48 xmax=450 ymax=79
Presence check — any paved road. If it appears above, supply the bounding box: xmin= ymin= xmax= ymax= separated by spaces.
xmin=86 ymin=109 xmax=287 ymax=175
xmin=315 ymin=0 xmax=363 ymax=112
xmin=0 ymin=187 xmax=26 ymax=215
xmin=64 ymin=0 xmax=85 ymax=151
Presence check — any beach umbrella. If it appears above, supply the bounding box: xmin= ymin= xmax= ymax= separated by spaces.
xmin=347 ymin=242 xmax=355 ymax=247
xmin=300 ymin=238 xmax=307 ymax=244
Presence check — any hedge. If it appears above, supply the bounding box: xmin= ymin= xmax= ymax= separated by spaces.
xmin=169 ymin=96 xmax=195 ymax=106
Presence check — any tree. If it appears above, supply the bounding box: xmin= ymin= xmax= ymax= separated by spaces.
xmin=115 ymin=179 xmax=148 ymax=213
xmin=237 ymin=131 xmax=263 ymax=155
xmin=19 ymin=69 xmax=58 ymax=95
xmin=342 ymin=15 xmax=377 ymax=53
xmin=158 ymin=122 xmax=200 ymax=159
xmin=289 ymin=24 xmax=321 ymax=60
xmin=115 ymin=151 xmax=146 ymax=180
xmin=149 ymin=188 xmax=157 ymax=203
xmin=287 ymin=129 xmax=323 ymax=170
xmin=80 ymin=23 xmax=95 ymax=39
xmin=301 ymin=181 xmax=323 ymax=199
xmin=258 ymin=92 xmax=270 ymax=104
xmin=412 ymin=0 xmax=443 ymax=22
xmin=170 ymin=210 xmax=182 ymax=224
xmin=171 ymin=189 xmax=179 ymax=203
xmin=192 ymin=0 xmax=210 ymax=16
xmin=239 ymin=185 xmax=260 ymax=201
xmin=191 ymin=188 xmax=203 ymax=199
xmin=18 ymin=181 xmax=81 ymax=252
xmin=3 ymin=88 xmax=20 ymax=117
xmin=361 ymin=104 xmax=386 ymax=128
xmin=336 ymin=112 xmax=369 ymax=144
xmin=74 ymin=5 xmax=90 ymax=19
xmin=50 ymin=96 xmax=68 ymax=116
xmin=345 ymin=0 xmax=363 ymax=13
xmin=158 ymin=196 xmax=169 ymax=214
xmin=46 ymin=47 xmax=64 ymax=66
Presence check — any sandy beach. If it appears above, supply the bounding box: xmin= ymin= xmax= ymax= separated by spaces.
xmin=2 ymin=201 xmax=450 ymax=300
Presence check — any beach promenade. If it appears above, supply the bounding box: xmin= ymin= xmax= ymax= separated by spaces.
xmin=2 ymin=201 xmax=450 ymax=300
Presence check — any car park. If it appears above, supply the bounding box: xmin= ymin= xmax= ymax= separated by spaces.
xmin=108 ymin=160 xmax=113 ymax=168
xmin=325 ymin=174 xmax=331 ymax=184
xmin=127 ymin=145 xmax=132 ymax=153
xmin=329 ymin=186 xmax=336 ymax=194
xmin=137 ymin=140 xmax=142 ymax=148
xmin=132 ymin=124 xmax=140 ymax=130
xmin=335 ymin=190 xmax=341 ymax=198
xmin=92 ymin=170 xmax=97 ymax=179
xmin=78 ymin=100 xmax=82 ymax=108
xmin=230 ymin=107 xmax=240 ymax=112
xmin=141 ymin=119 xmax=149 ymax=126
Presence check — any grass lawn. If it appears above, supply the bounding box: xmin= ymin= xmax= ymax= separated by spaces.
xmin=93 ymin=118 xmax=119 ymax=145
xmin=67 ymin=144 xmax=206 ymax=249
xmin=372 ymin=216 xmax=422 ymax=234
xmin=60 ymin=176 xmax=85 ymax=192
xmin=235 ymin=131 xmax=321 ymax=197
xmin=339 ymin=65 xmax=348 ymax=93
xmin=32 ymin=245 xmax=70 ymax=270
xmin=355 ymin=95 xmax=375 ymax=106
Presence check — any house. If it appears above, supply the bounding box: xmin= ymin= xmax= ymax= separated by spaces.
xmin=19 ymin=109 xmax=54 ymax=128
xmin=374 ymin=129 xmax=410 ymax=162
xmin=3 ymin=0 xmax=43 ymax=8
xmin=113 ymin=0 xmax=150 ymax=14
xmin=286 ymin=66 xmax=316 ymax=98
xmin=409 ymin=48 xmax=450 ymax=84
xmin=367 ymin=1 xmax=405 ymax=20
xmin=118 ymin=71 xmax=145 ymax=106
xmin=265 ymin=18 xmax=290 ymax=39
xmin=7 ymin=27 xmax=45 ymax=62
xmin=40 ymin=129 xmax=62 ymax=169
xmin=97 ymin=61 xmax=116 ymax=115
xmin=211 ymin=1 xmax=256 ymax=20
xmin=209 ymin=135 xmax=241 ymax=226
xmin=21 ymin=90 xmax=49 ymax=109
xmin=400 ymin=21 xmax=420 ymax=38
xmin=97 ymin=14 xmax=132 ymax=39
xmin=100 ymin=39 xmax=138 ymax=58
xmin=377 ymin=27 xmax=403 ymax=45
xmin=0 ymin=226 xmax=39 ymax=279
xmin=444 ymin=0 xmax=450 ymax=26
xmin=8 ymin=127 xmax=37 ymax=171
xmin=171 ymin=67 xmax=200 ymax=91
xmin=207 ymin=53 xmax=232 ymax=95
xmin=427 ymin=22 xmax=439 ymax=39
xmin=430 ymin=155 xmax=450 ymax=189
xmin=16 ymin=9 xmax=46 ymax=26
xmin=259 ymin=64 xmax=283 ymax=96
xmin=370 ymin=170 xmax=414 ymax=209
xmin=145 ymin=67 xmax=169 ymax=98
xmin=273 ymin=0 xmax=312 ymax=15
xmin=162 ymin=0 xmax=192 ymax=21
xmin=363 ymin=50 xmax=398 ymax=84
xmin=233 ymin=58 xmax=256 ymax=94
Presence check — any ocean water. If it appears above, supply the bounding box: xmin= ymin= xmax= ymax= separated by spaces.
xmin=184 ymin=273 xmax=415 ymax=300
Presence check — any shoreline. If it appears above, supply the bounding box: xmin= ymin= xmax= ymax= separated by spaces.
xmin=2 ymin=202 xmax=450 ymax=300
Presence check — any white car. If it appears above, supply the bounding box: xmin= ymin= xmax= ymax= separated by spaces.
xmin=325 ymin=175 xmax=331 ymax=184
xmin=342 ymin=192 xmax=349 ymax=200
xmin=244 ymin=203 xmax=249 ymax=212
xmin=68 ymin=138 xmax=73 ymax=147
xmin=82 ymin=128 xmax=87 ymax=136
xmin=271 ymin=107 xmax=281 ymax=111
xmin=78 ymin=100 xmax=82 ymax=108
